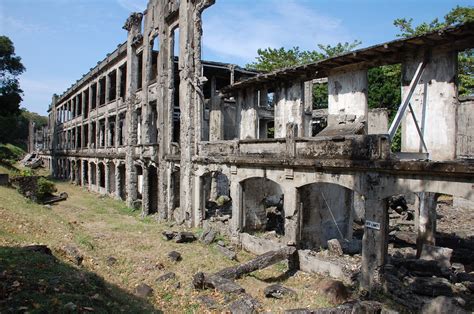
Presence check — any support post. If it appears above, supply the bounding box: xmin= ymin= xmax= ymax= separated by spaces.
xmin=361 ymin=198 xmax=389 ymax=291
xmin=416 ymin=192 xmax=438 ymax=257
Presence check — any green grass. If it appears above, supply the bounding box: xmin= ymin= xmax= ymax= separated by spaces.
xmin=0 ymin=143 xmax=26 ymax=162
xmin=0 ymin=246 xmax=158 ymax=313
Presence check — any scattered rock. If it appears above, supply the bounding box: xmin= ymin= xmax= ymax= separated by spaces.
xmin=175 ymin=232 xmax=196 ymax=243
xmin=412 ymin=277 xmax=454 ymax=297
xmin=61 ymin=244 xmax=83 ymax=265
xmin=23 ymin=245 xmax=52 ymax=256
xmin=217 ymin=240 xmax=225 ymax=247
xmin=327 ymin=239 xmax=344 ymax=256
xmin=167 ymin=251 xmax=182 ymax=262
xmin=228 ymin=294 xmax=260 ymax=314
xmin=156 ymin=272 xmax=176 ymax=283
xmin=197 ymin=295 xmax=218 ymax=309
xmin=162 ymin=230 xmax=177 ymax=241
xmin=172 ymin=281 xmax=181 ymax=289
xmin=134 ymin=283 xmax=153 ymax=298
xmin=317 ymin=279 xmax=349 ymax=304
xmin=201 ymin=228 xmax=217 ymax=245
xmin=264 ymin=284 xmax=296 ymax=299
xmin=106 ymin=256 xmax=117 ymax=266
xmin=421 ymin=296 xmax=468 ymax=314
xmin=217 ymin=244 xmax=237 ymax=260
xmin=63 ymin=302 xmax=77 ymax=311
xmin=420 ymin=245 xmax=453 ymax=268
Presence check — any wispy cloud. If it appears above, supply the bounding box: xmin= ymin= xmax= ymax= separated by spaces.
xmin=117 ymin=0 xmax=147 ymax=12
xmin=202 ymin=0 xmax=351 ymax=65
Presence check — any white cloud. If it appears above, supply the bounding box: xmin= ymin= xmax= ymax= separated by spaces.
xmin=117 ymin=0 xmax=147 ymax=12
xmin=202 ymin=0 xmax=351 ymax=65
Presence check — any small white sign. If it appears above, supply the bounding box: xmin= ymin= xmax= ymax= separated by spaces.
xmin=365 ymin=220 xmax=381 ymax=230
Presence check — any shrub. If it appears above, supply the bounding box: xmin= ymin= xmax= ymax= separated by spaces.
xmin=36 ymin=177 xmax=56 ymax=201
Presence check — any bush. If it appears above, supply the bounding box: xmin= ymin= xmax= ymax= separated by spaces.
xmin=36 ymin=177 xmax=56 ymax=201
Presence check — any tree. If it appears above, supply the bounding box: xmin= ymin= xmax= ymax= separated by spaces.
xmin=394 ymin=6 xmax=474 ymax=96
xmin=0 ymin=36 xmax=25 ymax=116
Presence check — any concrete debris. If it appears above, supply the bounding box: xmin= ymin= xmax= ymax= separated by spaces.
xmin=264 ymin=284 xmax=297 ymax=299
xmin=134 ymin=283 xmax=153 ymax=298
xmin=167 ymin=251 xmax=182 ymax=262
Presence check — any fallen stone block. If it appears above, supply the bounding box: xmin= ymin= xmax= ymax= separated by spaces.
xmin=162 ymin=230 xmax=177 ymax=241
xmin=106 ymin=256 xmax=117 ymax=266
xmin=201 ymin=228 xmax=217 ymax=245
xmin=193 ymin=272 xmax=245 ymax=294
xmin=420 ymin=245 xmax=453 ymax=268
xmin=197 ymin=295 xmax=218 ymax=310
xmin=264 ymin=284 xmax=296 ymax=299
xmin=134 ymin=283 xmax=153 ymax=298
xmin=168 ymin=251 xmax=182 ymax=262
xmin=216 ymin=244 xmax=237 ymax=260
xmin=175 ymin=232 xmax=196 ymax=243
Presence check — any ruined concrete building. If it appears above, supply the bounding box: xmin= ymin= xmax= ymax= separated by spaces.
xmin=36 ymin=0 xmax=474 ymax=291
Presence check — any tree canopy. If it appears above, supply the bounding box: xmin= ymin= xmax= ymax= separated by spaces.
xmin=0 ymin=36 xmax=26 ymax=116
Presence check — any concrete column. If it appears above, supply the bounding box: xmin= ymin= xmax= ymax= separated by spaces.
xmin=239 ymin=88 xmax=258 ymax=139
xmin=361 ymin=198 xmax=389 ymax=291
xmin=328 ymin=65 xmax=368 ymax=132
xmin=415 ymin=192 xmax=438 ymax=256
xmin=401 ymin=49 xmax=457 ymax=161
xmin=96 ymin=163 xmax=101 ymax=193
xmin=105 ymin=162 xmax=111 ymax=194
xmin=87 ymin=162 xmax=92 ymax=191
xmin=274 ymin=81 xmax=305 ymax=138
xmin=230 ymin=179 xmax=242 ymax=236
xmin=283 ymin=186 xmax=298 ymax=244
xmin=303 ymin=80 xmax=313 ymax=137
xmin=209 ymin=76 xmax=223 ymax=141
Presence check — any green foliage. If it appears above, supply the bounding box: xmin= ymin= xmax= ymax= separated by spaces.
xmin=367 ymin=64 xmax=401 ymax=118
xmin=0 ymin=36 xmax=25 ymax=116
xmin=394 ymin=6 xmax=474 ymax=96
xmin=36 ymin=177 xmax=57 ymax=201
xmin=20 ymin=169 xmax=34 ymax=177
xmin=246 ymin=41 xmax=361 ymax=72
xmin=0 ymin=143 xmax=26 ymax=162
xmin=0 ymin=108 xmax=48 ymax=146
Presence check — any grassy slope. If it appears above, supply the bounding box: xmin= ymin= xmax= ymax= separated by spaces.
xmin=0 ymin=179 xmax=335 ymax=313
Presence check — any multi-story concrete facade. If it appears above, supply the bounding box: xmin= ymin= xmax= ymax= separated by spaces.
xmin=37 ymin=0 xmax=474 ymax=291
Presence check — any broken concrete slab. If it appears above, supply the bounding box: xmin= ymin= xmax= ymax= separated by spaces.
xmin=134 ymin=283 xmax=153 ymax=298
xmin=264 ymin=284 xmax=297 ymax=299
xmin=420 ymin=244 xmax=453 ymax=268
xmin=175 ymin=232 xmax=196 ymax=243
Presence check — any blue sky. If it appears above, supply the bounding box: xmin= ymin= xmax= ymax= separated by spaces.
xmin=1 ymin=0 xmax=471 ymax=115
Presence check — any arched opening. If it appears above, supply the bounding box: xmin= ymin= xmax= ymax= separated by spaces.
xmin=82 ymin=160 xmax=89 ymax=185
xmin=148 ymin=165 xmax=158 ymax=214
xmin=98 ymin=162 xmax=105 ymax=189
xmin=201 ymin=171 xmax=231 ymax=220
xmin=90 ymin=162 xmax=97 ymax=186
xmin=136 ymin=165 xmax=143 ymax=200
xmin=241 ymin=177 xmax=284 ymax=235
xmin=297 ymin=182 xmax=353 ymax=250
xmin=118 ymin=164 xmax=126 ymax=200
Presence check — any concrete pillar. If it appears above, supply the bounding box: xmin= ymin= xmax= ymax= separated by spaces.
xmin=361 ymin=198 xmax=389 ymax=291
xmin=283 ymin=186 xmax=298 ymax=244
xmin=415 ymin=192 xmax=438 ymax=257
xmin=401 ymin=49 xmax=457 ymax=161
xmin=209 ymin=76 xmax=223 ymax=141
xmin=328 ymin=65 xmax=368 ymax=132
xmin=274 ymin=81 xmax=305 ymax=138
xmin=96 ymin=162 xmax=101 ymax=192
xmin=105 ymin=74 xmax=110 ymax=103
xmin=230 ymin=179 xmax=242 ymax=236
xmin=87 ymin=162 xmax=92 ymax=191
xmin=303 ymin=80 xmax=313 ymax=137
xmin=105 ymin=162 xmax=111 ymax=194
xmin=239 ymin=88 xmax=258 ymax=139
